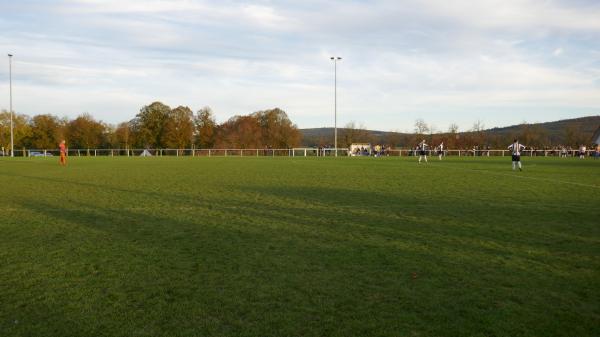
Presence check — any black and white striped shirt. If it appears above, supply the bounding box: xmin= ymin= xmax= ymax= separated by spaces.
xmin=508 ymin=142 xmax=525 ymax=155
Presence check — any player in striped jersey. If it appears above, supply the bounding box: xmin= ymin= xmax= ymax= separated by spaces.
xmin=418 ymin=140 xmax=428 ymax=163
xmin=508 ymin=139 xmax=526 ymax=171
xmin=437 ymin=142 xmax=444 ymax=160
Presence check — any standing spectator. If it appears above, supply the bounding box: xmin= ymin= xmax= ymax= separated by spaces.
xmin=579 ymin=144 xmax=587 ymax=159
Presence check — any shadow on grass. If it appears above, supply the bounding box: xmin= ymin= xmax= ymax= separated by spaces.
xmin=2 ymin=171 xmax=599 ymax=336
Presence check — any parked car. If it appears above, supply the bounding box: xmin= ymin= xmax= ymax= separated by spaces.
xmin=30 ymin=151 xmax=54 ymax=157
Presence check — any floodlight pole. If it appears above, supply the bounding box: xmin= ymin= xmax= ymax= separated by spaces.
xmin=330 ymin=56 xmax=341 ymax=157
xmin=8 ymin=54 xmax=13 ymax=157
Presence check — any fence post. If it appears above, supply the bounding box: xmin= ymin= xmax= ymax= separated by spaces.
xmin=209 ymin=149 xmax=211 ymax=157
xmin=225 ymin=149 xmax=228 ymax=157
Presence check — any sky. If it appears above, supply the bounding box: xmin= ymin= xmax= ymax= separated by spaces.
xmin=1 ymin=0 xmax=599 ymax=132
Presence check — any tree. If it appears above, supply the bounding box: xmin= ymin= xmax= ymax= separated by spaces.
xmin=131 ymin=101 xmax=171 ymax=148
xmin=564 ymin=123 xmax=587 ymax=147
xmin=414 ymin=119 xmax=429 ymax=135
xmin=516 ymin=122 xmax=548 ymax=148
xmin=252 ymin=108 xmax=301 ymax=148
xmin=114 ymin=122 xmax=133 ymax=149
xmin=412 ymin=119 xmax=430 ymax=146
xmin=163 ymin=106 xmax=194 ymax=148
xmin=28 ymin=114 xmax=64 ymax=149
xmin=341 ymin=121 xmax=371 ymax=147
xmin=216 ymin=115 xmax=262 ymax=148
xmin=0 ymin=110 xmax=31 ymax=151
xmin=384 ymin=130 xmax=403 ymax=148
xmin=66 ymin=113 xmax=106 ymax=149
xmin=446 ymin=123 xmax=460 ymax=148
xmin=194 ymin=107 xmax=217 ymax=148
xmin=471 ymin=120 xmax=486 ymax=146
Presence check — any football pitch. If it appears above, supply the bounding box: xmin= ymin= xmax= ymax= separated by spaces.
xmin=1 ymin=156 xmax=598 ymax=337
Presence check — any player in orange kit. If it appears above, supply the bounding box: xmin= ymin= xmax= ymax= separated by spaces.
xmin=59 ymin=140 xmax=67 ymax=166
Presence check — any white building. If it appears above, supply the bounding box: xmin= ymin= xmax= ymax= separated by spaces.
xmin=349 ymin=143 xmax=371 ymax=156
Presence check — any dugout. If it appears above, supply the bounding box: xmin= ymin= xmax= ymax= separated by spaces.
xmin=349 ymin=143 xmax=372 ymax=156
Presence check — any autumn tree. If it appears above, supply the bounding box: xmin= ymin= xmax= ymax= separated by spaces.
xmin=163 ymin=106 xmax=194 ymax=148
xmin=194 ymin=107 xmax=217 ymax=148
xmin=252 ymin=108 xmax=301 ymax=148
xmin=0 ymin=110 xmax=31 ymax=151
xmin=66 ymin=113 xmax=106 ymax=149
xmin=28 ymin=114 xmax=65 ymax=149
xmin=130 ymin=101 xmax=171 ymax=148
xmin=114 ymin=122 xmax=133 ymax=149
xmin=216 ymin=115 xmax=262 ymax=148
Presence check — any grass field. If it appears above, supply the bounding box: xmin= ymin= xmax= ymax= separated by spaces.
xmin=1 ymin=156 xmax=598 ymax=337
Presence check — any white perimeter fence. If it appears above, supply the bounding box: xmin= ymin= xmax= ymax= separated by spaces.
xmin=2 ymin=148 xmax=598 ymax=158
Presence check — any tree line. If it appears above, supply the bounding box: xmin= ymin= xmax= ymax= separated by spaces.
xmin=324 ymin=119 xmax=593 ymax=149
xmin=1 ymin=104 xmax=593 ymax=151
xmin=0 ymin=102 xmax=302 ymax=150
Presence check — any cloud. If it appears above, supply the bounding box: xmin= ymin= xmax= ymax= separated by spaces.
xmin=553 ymin=48 xmax=564 ymax=56
xmin=0 ymin=0 xmax=598 ymax=131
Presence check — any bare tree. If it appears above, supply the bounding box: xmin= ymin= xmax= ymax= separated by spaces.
xmin=471 ymin=120 xmax=487 ymax=147
xmin=472 ymin=120 xmax=485 ymax=132
xmin=448 ymin=123 xmax=459 ymax=134
xmin=414 ymin=119 xmax=429 ymax=135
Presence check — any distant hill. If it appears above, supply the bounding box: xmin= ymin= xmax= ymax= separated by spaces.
xmin=301 ymin=128 xmax=408 ymax=141
xmin=485 ymin=116 xmax=599 ymax=136
xmin=300 ymin=116 xmax=600 ymax=147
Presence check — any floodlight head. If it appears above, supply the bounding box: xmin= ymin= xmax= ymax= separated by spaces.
xmin=8 ymin=54 xmax=13 ymax=57
xmin=330 ymin=57 xmax=334 ymax=60
xmin=337 ymin=57 xmax=342 ymax=60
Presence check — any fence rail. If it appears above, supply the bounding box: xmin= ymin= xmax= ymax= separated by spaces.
xmin=2 ymin=148 xmax=598 ymax=158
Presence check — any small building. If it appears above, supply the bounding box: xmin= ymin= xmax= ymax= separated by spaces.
xmin=349 ymin=143 xmax=371 ymax=156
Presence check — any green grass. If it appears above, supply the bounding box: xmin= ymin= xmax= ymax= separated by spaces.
xmin=0 ymin=156 xmax=598 ymax=337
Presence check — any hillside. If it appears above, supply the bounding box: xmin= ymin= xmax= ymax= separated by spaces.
xmin=300 ymin=116 xmax=600 ymax=147
xmin=486 ymin=115 xmax=598 ymax=134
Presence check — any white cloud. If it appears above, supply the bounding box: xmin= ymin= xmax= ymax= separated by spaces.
xmin=0 ymin=0 xmax=599 ymax=130
xmin=553 ymin=48 xmax=564 ymax=56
